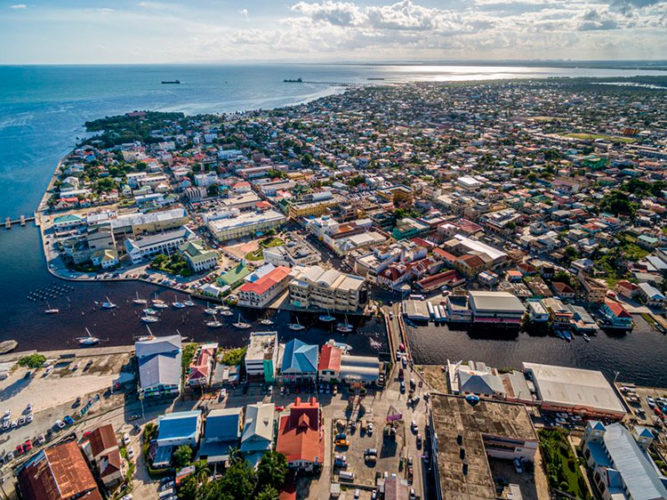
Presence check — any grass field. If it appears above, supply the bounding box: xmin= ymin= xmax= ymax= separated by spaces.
xmin=244 ymin=237 xmax=285 ymax=262
xmin=539 ymin=429 xmax=592 ymax=499
xmin=564 ymin=132 xmax=635 ymax=144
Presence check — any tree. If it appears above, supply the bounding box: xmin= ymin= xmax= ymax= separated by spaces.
xmin=207 ymin=183 xmax=219 ymax=197
xmin=172 ymin=445 xmax=193 ymax=468
xmin=256 ymin=486 xmax=280 ymax=500
xmin=563 ymin=246 xmax=578 ymax=265
xmin=256 ymin=451 xmax=289 ymax=491
xmin=204 ymin=460 xmax=256 ymax=500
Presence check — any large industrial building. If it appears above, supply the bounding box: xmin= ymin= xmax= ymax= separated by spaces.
xmin=429 ymin=394 xmax=538 ymax=500
xmin=468 ymin=290 xmax=525 ymax=325
xmin=522 ymin=362 xmax=626 ymax=419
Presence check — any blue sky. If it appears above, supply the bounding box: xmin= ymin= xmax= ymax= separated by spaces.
xmin=1 ymin=0 xmax=665 ymax=63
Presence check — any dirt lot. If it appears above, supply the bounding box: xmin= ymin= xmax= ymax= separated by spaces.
xmin=416 ymin=365 xmax=448 ymax=393
xmin=223 ymin=240 xmax=261 ymax=261
xmin=489 ymin=447 xmax=550 ymax=500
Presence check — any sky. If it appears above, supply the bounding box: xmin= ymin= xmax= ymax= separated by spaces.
xmin=0 ymin=0 xmax=666 ymax=64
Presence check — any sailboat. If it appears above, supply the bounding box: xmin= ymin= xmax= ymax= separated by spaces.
xmin=259 ymin=318 xmax=275 ymax=326
xmin=318 ymin=309 xmax=336 ymax=323
xmin=336 ymin=315 xmax=353 ymax=333
xmin=77 ymin=328 xmax=100 ymax=346
xmin=204 ymin=302 xmax=218 ymax=315
xmin=232 ymin=313 xmax=251 ymax=329
xmin=172 ymin=295 xmax=186 ymax=309
xmin=141 ymin=314 xmax=159 ymax=323
xmin=184 ymin=296 xmax=195 ymax=307
xmin=206 ymin=313 xmax=223 ymax=328
xmin=101 ymin=296 xmax=117 ymax=309
xmin=44 ymin=301 xmax=60 ymax=314
xmin=583 ymin=333 xmax=591 ymax=342
xmin=152 ymin=298 xmax=168 ymax=309
xmin=288 ymin=316 xmax=305 ymax=331
xmin=137 ymin=326 xmax=156 ymax=342
xmin=133 ymin=292 xmax=147 ymax=306
xmin=218 ymin=306 xmax=233 ymax=317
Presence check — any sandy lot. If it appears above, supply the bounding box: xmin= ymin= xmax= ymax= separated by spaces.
xmin=416 ymin=365 xmax=448 ymax=393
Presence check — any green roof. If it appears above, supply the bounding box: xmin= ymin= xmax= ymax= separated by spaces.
xmin=218 ymin=262 xmax=251 ymax=287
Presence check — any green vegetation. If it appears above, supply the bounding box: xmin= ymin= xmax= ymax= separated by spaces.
xmin=151 ymin=253 xmax=193 ymax=277
xmin=82 ymin=111 xmax=185 ymax=148
xmin=173 ymin=445 xmax=194 ymax=468
xmin=564 ymin=132 xmax=635 ymax=144
xmin=621 ymin=178 xmax=665 ymax=198
xmin=220 ymin=347 xmax=246 ymax=366
xmin=539 ymin=429 xmax=592 ymax=499
xmin=600 ymin=190 xmax=637 ymax=217
xmin=182 ymin=343 xmax=198 ymax=374
xmin=266 ymin=169 xmax=287 ymax=179
xmin=17 ymin=353 xmax=46 ymax=368
xmin=244 ymin=237 xmax=284 ymax=261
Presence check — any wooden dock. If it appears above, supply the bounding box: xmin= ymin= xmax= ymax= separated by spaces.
xmin=3 ymin=214 xmax=36 ymax=229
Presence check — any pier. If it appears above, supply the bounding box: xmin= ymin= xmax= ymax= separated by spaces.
xmin=3 ymin=214 xmax=36 ymax=229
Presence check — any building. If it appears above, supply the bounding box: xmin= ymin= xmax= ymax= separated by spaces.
xmin=339 ymin=354 xmax=380 ymax=386
xmin=468 ymin=291 xmax=525 ymax=326
xmin=392 ymin=217 xmax=429 ymax=240
xmin=241 ymin=403 xmax=275 ymax=467
xmin=186 ymin=343 xmax=217 ymax=388
xmin=80 ymin=424 xmax=123 ymax=488
xmin=318 ymin=343 xmax=342 ymax=382
xmin=637 ymin=282 xmax=665 ymax=308
xmin=110 ymin=207 xmax=188 ymax=237
xmin=599 ymin=299 xmax=634 ymax=331
xmin=522 ymin=362 xmax=626 ymax=419
xmin=583 ymin=421 xmax=667 ymax=500
xmin=429 ymin=394 xmax=538 ymax=500
xmin=280 ymin=339 xmax=318 ymax=382
xmin=276 ymin=397 xmax=325 ymax=471
xmin=246 ymin=331 xmax=279 ymax=383
xmin=125 ymin=226 xmax=192 ymax=264
xmin=237 ymin=266 xmax=291 ymax=308
xmin=17 ymin=440 xmax=102 ymax=500
xmin=207 ymin=209 xmax=286 ymax=242
xmin=153 ymin=410 xmax=203 ymax=467
xmin=289 ymin=265 xmax=368 ymax=313
xmin=135 ymin=335 xmax=182 ymax=398
xmin=262 ymin=235 xmax=321 ymax=267
xmin=179 ymin=239 xmax=218 ymax=272
xmin=199 ymin=408 xmax=243 ymax=465
xmin=526 ymin=300 xmax=549 ymax=322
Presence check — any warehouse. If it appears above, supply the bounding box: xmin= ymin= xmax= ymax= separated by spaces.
xmin=468 ymin=291 xmax=525 ymax=325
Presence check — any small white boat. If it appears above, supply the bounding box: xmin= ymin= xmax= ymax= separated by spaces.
xmin=319 ymin=311 xmax=336 ymax=323
xmin=288 ymin=317 xmax=305 ymax=331
xmin=44 ymin=301 xmax=59 ymax=314
xmin=152 ymin=299 xmax=168 ymax=309
xmin=137 ymin=326 xmax=156 ymax=342
xmin=77 ymin=328 xmax=100 ymax=346
xmin=206 ymin=314 xmax=223 ymax=328
xmin=259 ymin=318 xmax=275 ymax=326
xmin=216 ymin=305 xmax=231 ymax=312
xmin=184 ymin=296 xmax=195 ymax=307
xmin=336 ymin=316 xmax=353 ymax=333
xmin=583 ymin=334 xmax=591 ymax=342
xmin=133 ymin=292 xmax=148 ymax=306
xmin=204 ymin=302 xmax=218 ymax=315
xmin=101 ymin=296 xmax=117 ymax=309
xmin=218 ymin=307 xmax=234 ymax=316
xmin=233 ymin=313 xmax=251 ymax=329
xmin=141 ymin=315 xmax=159 ymax=323
xmin=143 ymin=308 xmax=158 ymax=315
xmin=172 ymin=296 xmax=186 ymax=309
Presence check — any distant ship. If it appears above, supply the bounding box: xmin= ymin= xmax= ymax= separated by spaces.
xmin=283 ymin=78 xmax=303 ymax=83
xmin=161 ymin=80 xmax=181 ymax=84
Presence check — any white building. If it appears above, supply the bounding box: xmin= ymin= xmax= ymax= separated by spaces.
xmin=245 ymin=331 xmax=279 ymax=383
xmin=208 ymin=210 xmax=286 ymax=242
xmin=237 ymin=266 xmax=291 ymax=308
xmin=289 ymin=265 xmax=368 ymax=313
xmin=125 ymin=227 xmax=192 ymax=263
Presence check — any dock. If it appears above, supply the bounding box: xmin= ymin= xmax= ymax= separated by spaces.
xmin=3 ymin=214 xmax=35 ymax=229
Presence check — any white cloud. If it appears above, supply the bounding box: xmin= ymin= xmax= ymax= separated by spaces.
xmin=240 ymin=8 xmax=249 ymax=17
xmin=10 ymin=4 xmax=27 ymax=9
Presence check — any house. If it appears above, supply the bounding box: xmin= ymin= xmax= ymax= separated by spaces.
xmin=280 ymin=339 xmax=318 ymax=382
xmin=637 ymin=282 xmax=665 ymax=308
xmin=246 ymin=331 xmax=279 ymax=383
xmin=237 ymin=266 xmax=292 ymax=308
xmin=582 ymin=422 xmax=667 ymax=500
xmin=599 ymin=299 xmax=634 ymax=331
xmin=455 ymin=254 xmax=486 ymax=277
xmin=198 ymin=408 xmax=243 ymax=465
xmin=153 ymin=410 xmax=203 ymax=467
xmin=186 ymin=343 xmax=217 ymax=388
xmin=614 ymin=280 xmax=639 ymax=299
xmin=135 ymin=335 xmax=182 ymax=398
xmin=17 ymin=440 xmax=102 ymax=500
xmin=552 ymin=281 xmax=576 ymax=299
xmin=289 ymin=265 xmax=368 ymax=312
xmin=241 ymin=403 xmax=275 ymax=467
xmin=80 ymin=424 xmax=123 ymax=488
xmin=317 ymin=344 xmax=342 ymax=382
xmin=578 ymin=275 xmax=608 ymax=303
xmin=276 ymin=397 xmax=325 ymax=472
xmin=526 ymin=300 xmax=549 ymax=322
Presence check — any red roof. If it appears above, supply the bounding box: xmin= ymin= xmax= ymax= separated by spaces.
xmin=318 ymin=344 xmax=342 ymax=372
xmin=553 ymin=281 xmax=575 ymax=294
xmin=276 ymin=397 xmax=324 ymax=465
xmin=458 ymin=254 xmax=485 ymax=268
xmin=433 ymin=248 xmax=457 ymax=262
xmin=605 ymin=298 xmax=631 ymax=318
xmin=239 ymin=266 xmax=291 ymax=296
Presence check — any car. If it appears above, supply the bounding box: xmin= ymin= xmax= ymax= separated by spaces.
xmin=120 ymin=495 xmax=133 ymax=500
xmin=371 ymin=490 xmax=378 ymax=500
xmin=23 ymin=439 xmax=33 ymax=451
xmin=354 ymin=489 xmax=360 ymax=499
xmin=18 ymin=416 xmax=25 ymax=426
xmin=15 ymin=444 xmax=24 ymax=455
xmin=364 ymin=448 xmax=378 ymax=456
xmin=2 ymin=421 xmax=9 ymax=431
xmin=335 ymin=439 xmax=350 ymax=447
xmin=63 ymin=415 xmax=75 ymax=426
xmin=35 ymin=434 xmax=46 ymax=445
xmin=128 ymin=447 xmax=135 ymax=459
xmin=26 ymin=413 xmax=33 ymax=423
xmin=400 ymin=381 xmax=405 ymax=393
xmin=160 ymin=481 xmax=175 ymax=491
xmin=513 ymin=457 xmax=524 ymax=474
xmin=123 ymin=433 xmax=130 ymax=446
xmin=160 ymin=476 xmax=175 ymax=486
xmin=24 ymin=404 xmax=33 ymax=414
xmin=55 ymin=419 xmax=65 ymax=429
xmin=416 ymin=433 xmax=422 ymax=449
xmin=335 ymin=432 xmax=347 ymax=441
xmin=367 ymin=422 xmax=374 ymax=436
xmin=410 ymin=487 xmax=416 ymax=499
xmin=10 ymin=420 xmax=18 ymax=429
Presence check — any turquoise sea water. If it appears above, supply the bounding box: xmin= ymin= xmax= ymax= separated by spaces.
xmin=0 ymin=63 xmax=665 ymax=386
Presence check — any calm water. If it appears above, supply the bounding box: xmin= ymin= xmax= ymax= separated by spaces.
xmin=0 ymin=63 xmax=665 ymax=386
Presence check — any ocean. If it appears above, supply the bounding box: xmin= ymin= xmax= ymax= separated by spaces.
xmin=0 ymin=63 xmax=665 ymax=386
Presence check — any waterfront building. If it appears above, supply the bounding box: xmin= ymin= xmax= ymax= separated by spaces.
xmin=262 ymin=234 xmax=321 ymax=267
xmin=245 ymin=331 xmax=279 ymax=383
xmin=217 ymin=261 xmax=251 ymax=289
xmin=637 ymin=282 xmax=665 ymax=308
xmin=237 ymin=265 xmax=291 ymax=308
xmin=599 ymin=298 xmax=634 ymax=331
xmin=110 ymin=207 xmax=188 ymax=237
xmin=526 ymin=300 xmax=549 ymax=322
xmin=522 ymin=362 xmax=626 ymax=419
xmin=276 ymin=397 xmax=324 ymax=472
xmin=445 ymin=292 xmax=473 ymax=323
xmin=207 ymin=209 xmax=286 ymax=242
xmin=241 ymin=403 xmax=275 ymax=467
xmin=339 ymin=354 xmax=380 ymax=386
xmin=468 ymin=291 xmax=525 ymax=325
xmin=186 ymin=343 xmax=217 ymax=388
xmin=582 ymin=421 xmax=667 ymax=500
xmin=125 ymin=226 xmax=192 ymax=263
xmin=135 ymin=335 xmax=182 ymax=398
xmin=317 ymin=343 xmax=342 ymax=382
xmin=179 ymin=239 xmax=218 ymax=272
xmin=280 ymin=339 xmax=318 ymax=382
xmin=289 ymin=265 xmax=368 ymax=313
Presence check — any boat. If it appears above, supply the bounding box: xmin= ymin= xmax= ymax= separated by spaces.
xmin=184 ymin=296 xmax=195 ymax=307
xmin=142 ymin=308 xmax=158 ymax=315
xmin=101 ymin=296 xmax=117 ymax=309
xmin=426 ymin=301 xmax=435 ymax=319
xmin=562 ymin=330 xmax=572 ymax=341
xmin=232 ymin=313 xmax=251 ymax=329
xmin=318 ymin=310 xmax=336 ymax=323
xmin=152 ymin=299 xmax=168 ymax=309
xmin=259 ymin=318 xmax=275 ymax=326
xmin=583 ymin=334 xmax=591 ymax=342
xmin=137 ymin=326 xmax=156 ymax=342
xmin=288 ymin=317 xmax=305 ymax=331
xmin=206 ymin=314 xmax=223 ymax=328
xmin=0 ymin=340 xmax=18 ymax=354
xmin=172 ymin=296 xmax=186 ymax=309
xmin=141 ymin=315 xmax=159 ymax=323
xmin=336 ymin=315 xmax=353 ymax=333
xmin=132 ymin=292 xmax=147 ymax=306
xmin=204 ymin=302 xmax=218 ymax=315
xmin=77 ymin=328 xmax=100 ymax=346
xmin=44 ymin=301 xmax=59 ymax=314
xmin=283 ymin=78 xmax=303 ymax=83
xmin=161 ymin=80 xmax=181 ymax=84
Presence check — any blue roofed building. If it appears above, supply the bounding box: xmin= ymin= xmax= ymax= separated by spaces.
xmin=198 ymin=408 xmax=243 ymax=465
xmin=153 ymin=410 xmax=202 ymax=467
xmin=280 ymin=339 xmax=318 ymax=382
xmin=582 ymin=421 xmax=667 ymax=500
xmin=135 ymin=335 xmax=182 ymax=398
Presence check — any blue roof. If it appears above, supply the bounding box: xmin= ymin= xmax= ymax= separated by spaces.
xmin=281 ymin=339 xmax=318 ymax=374
xmin=158 ymin=411 xmax=202 ymax=442
xmin=203 ymin=408 xmax=242 ymax=442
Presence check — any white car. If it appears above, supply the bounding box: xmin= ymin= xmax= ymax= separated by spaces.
xmin=127 ymin=447 xmax=135 ymax=459
xmin=123 ymin=433 xmax=130 ymax=446
xmin=55 ymin=419 xmax=65 ymax=429
xmin=26 ymin=414 xmax=33 ymax=423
